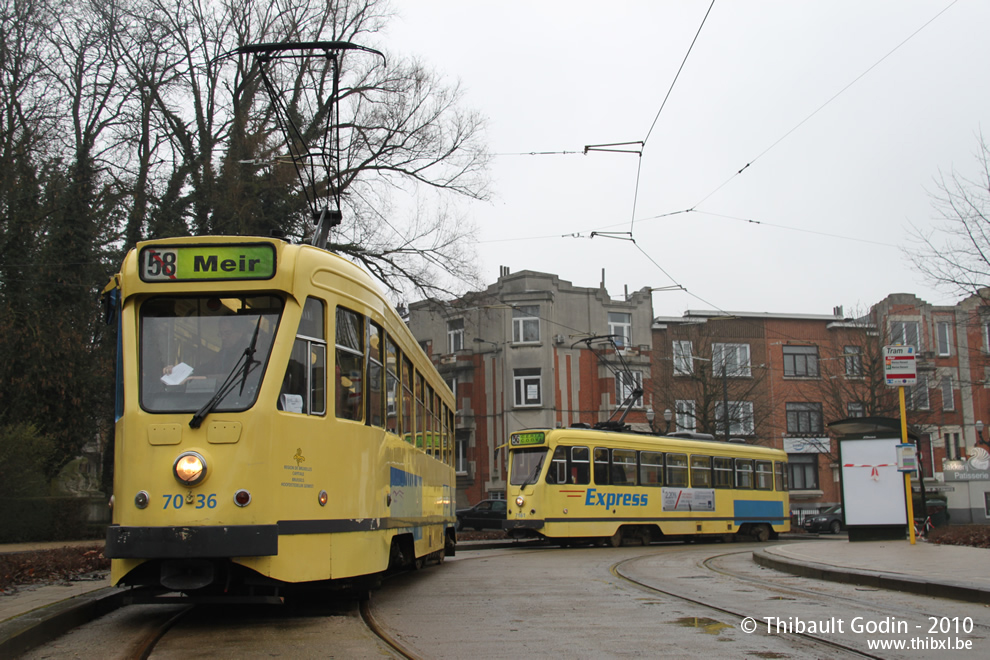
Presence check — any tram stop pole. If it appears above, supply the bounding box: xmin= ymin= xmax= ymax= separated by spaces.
xmin=899 ymin=386 xmax=917 ymax=545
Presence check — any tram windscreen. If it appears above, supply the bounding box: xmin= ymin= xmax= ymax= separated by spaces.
xmin=139 ymin=295 xmax=282 ymax=413
xmin=509 ymin=448 xmax=548 ymax=486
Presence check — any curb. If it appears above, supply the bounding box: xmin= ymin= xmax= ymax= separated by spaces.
xmin=752 ymin=549 xmax=990 ymax=605
xmin=0 ymin=588 xmax=126 ymax=658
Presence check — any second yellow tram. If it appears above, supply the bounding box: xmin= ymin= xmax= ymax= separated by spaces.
xmin=505 ymin=428 xmax=790 ymax=545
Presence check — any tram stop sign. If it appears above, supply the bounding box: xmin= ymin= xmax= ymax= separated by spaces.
xmin=884 ymin=345 xmax=917 ymax=386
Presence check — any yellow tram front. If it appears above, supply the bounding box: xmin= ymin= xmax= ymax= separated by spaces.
xmin=104 ymin=236 xmax=455 ymax=597
xmin=505 ymin=428 xmax=790 ymax=545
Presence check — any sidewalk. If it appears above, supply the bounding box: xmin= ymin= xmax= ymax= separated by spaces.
xmin=2 ymin=537 xmax=989 ymax=657
xmin=754 ymin=537 xmax=990 ymax=604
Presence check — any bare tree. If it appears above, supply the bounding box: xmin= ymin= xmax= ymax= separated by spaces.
xmin=909 ymin=133 xmax=990 ymax=301
xmin=652 ymin=318 xmax=773 ymax=445
xmin=102 ymin=0 xmax=489 ymax=298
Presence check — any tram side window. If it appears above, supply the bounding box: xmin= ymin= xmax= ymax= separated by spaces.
xmin=735 ymin=458 xmax=754 ymax=489
xmin=666 ymin=453 xmax=689 ymax=487
xmin=415 ymin=373 xmax=425 ymax=449
xmin=549 ymin=446 xmax=591 ymax=484
xmin=549 ymin=446 xmax=568 ymax=483
xmin=385 ymin=338 xmax=400 ymax=434
xmin=401 ymin=356 xmax=414 ymax=442
xmin=774 ymin=461 xmax=788 ymax=491
xmin=690 ymin=455 xmax=712 ymax=488
xmin=367 ymin=322 xmax=385 ymax=428
xmin=593 ymin=448 xmax=609 ymax=485
xmin=612 ymin=449 xmax=637 ymax=486
xmin=713 ymin=457 xmax=733 ymax=488
xmin=279 ymin=297 xmax=326 ymax=415
xmin=755 ymin=460 xmax=773 ymax=490
xmin=335 ymin=307 xmax=364 ymax=421
xmin=426 ymin=386 xmax=437 ymax=455
xmin=639 ymin=451 xmax=663 ymax=486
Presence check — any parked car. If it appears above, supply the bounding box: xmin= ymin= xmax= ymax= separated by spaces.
xmin=456 ymin=499 xmax=507 ymax=531
xmin=803 ymin=505 xmax=844 ymax=534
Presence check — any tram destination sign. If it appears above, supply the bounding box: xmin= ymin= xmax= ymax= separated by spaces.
xmin=139 ymin=243 xmax=277 ymax=282
xmin=883 ymin=345 xmax=917 ymax=386
xmin=510 ymin=431 xmax=546 ymax=446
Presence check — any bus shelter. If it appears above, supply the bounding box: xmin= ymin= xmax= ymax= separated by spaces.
xmin=827 ymin=417 xmax=919 ymax=542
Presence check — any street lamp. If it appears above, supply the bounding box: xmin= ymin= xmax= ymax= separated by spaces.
xmin=977 ymin=420 xmax=988 ymax=450
xmin=664 ymin=408 xmax=673 ymax=434
xmin=473 ymin=337 xmax=499 ymax=352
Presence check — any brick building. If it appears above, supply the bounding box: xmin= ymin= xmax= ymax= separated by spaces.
xmin=408 ymin=269 xmax=990 ymax=523
xmin=651 ymin=309 xmax=875 ymax=516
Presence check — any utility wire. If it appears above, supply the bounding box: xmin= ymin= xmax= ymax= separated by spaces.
xmin=692 ymin=0 xmax=959 ymax=208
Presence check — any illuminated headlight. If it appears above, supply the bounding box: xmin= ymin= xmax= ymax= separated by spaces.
xmin=134 ymin=491 xmax=149 ymax=509
xmin=319 ymin=490 xmax=328 ymax=507
xmin=515 ymin=495 xmax=525 ymax=507
xmin=173 ymin=451 xmax=207 ymax=486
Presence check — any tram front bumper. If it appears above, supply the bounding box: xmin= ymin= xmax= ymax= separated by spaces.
xmin=106 ymin=524 xmax=279 ymax=558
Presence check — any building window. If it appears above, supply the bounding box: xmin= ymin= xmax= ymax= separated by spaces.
xmin=675 ymin=400 xmax=696 ymax=432
xmin=906 ymin=375 xmax=929 ymax=410
xmin=786 ymin=402 xmax=823 ymax=434
xmin=945 ymin=432 xmax=962 ymax=461
xmin=890 ymin=320 xmax=921 ymax=350
xmin=673 ymin=340 xmax=693 ymax=375
xmin=715 ymin=400 xmax=754 ymax=436
xmin=844 ymin=346 xmax=862 ymax=377
xmin=455 ymin=430 xmax=469 ymax=474
xmin=847 ymin=402 xmax=865 ymax=418
xmin=615 ymin=371 xmax=643 ymax=408
xmin=447 ymin=318 xmax=464 ymax=353
xmin=608 ymin=312 xmax=632 ymax=349
xmin=941 ymin=376 xmax=954 ymax=411
xmin=783 ymin=345 xmax=819 ymax=378
xmin=713 ymin=343 xmax=751 ymax=378
xmin=936 ymin=321 xmax=951 ymax=356
xmin=513 ymin=367 xmax=542 ymax=407
xmin=788 ymin=453 xmax=819 ymax=490
xmin=512 ymin=305 xmax=540 ymax=343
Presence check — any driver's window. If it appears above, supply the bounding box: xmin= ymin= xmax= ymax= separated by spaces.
xmin=279 ymin=297 xmax=326 ymax=415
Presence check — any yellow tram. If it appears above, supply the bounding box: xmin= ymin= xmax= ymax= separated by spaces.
xmin=505 ymin=428 xmax=789 ymax=545
xmin=103 ymin=236 xmax=455 ymax=599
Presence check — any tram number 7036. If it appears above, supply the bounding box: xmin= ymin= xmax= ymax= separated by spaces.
xmin=163 ymin=493 xmax=217 ymax=509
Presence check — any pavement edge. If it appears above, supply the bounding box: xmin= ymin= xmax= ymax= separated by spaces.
xmin=752 ymin=548 xmax=990 ymax=605
xmin=0 ymin=588 xmax=125 ymax=658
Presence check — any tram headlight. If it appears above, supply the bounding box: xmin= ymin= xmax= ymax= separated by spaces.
xmin=515 ymin=495 xmax=525 ymax=508
xmin=173 ymin=451 xmax=207 ymax=486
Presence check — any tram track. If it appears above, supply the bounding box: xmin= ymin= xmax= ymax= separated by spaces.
xmin=610 ymin=544 xmax=988 ymax=659
xmin=611 ymin=549 xmax=883 ymax=659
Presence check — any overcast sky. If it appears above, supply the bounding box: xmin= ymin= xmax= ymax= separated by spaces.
xmin=383 ymin=1 xmax=989 ymax=317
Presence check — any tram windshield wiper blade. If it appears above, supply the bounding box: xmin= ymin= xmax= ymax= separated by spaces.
xmin=189 ymin=328 xmax=261 ymax=429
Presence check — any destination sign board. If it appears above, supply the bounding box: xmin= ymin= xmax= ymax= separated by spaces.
xmin=139 ymin=243 xmax=277 ymax=282
xmin=883 ymin=345 xmax=917 ymax=386
xmin=510 ymin=431 xmax=546 ymax=446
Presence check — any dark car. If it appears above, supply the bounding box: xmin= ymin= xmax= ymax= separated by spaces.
xmin=803 ymin=505 xmax=844 ymax=534
xmin=456 ymin=499 xmax=507 ymax=531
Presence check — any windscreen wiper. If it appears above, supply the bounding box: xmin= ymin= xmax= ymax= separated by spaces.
xmin=189 ymin=318 xmax=262 ymax=429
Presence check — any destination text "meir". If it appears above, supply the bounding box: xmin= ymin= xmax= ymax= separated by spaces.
xmin=193 ymin=254 xmax=264 ymax=273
